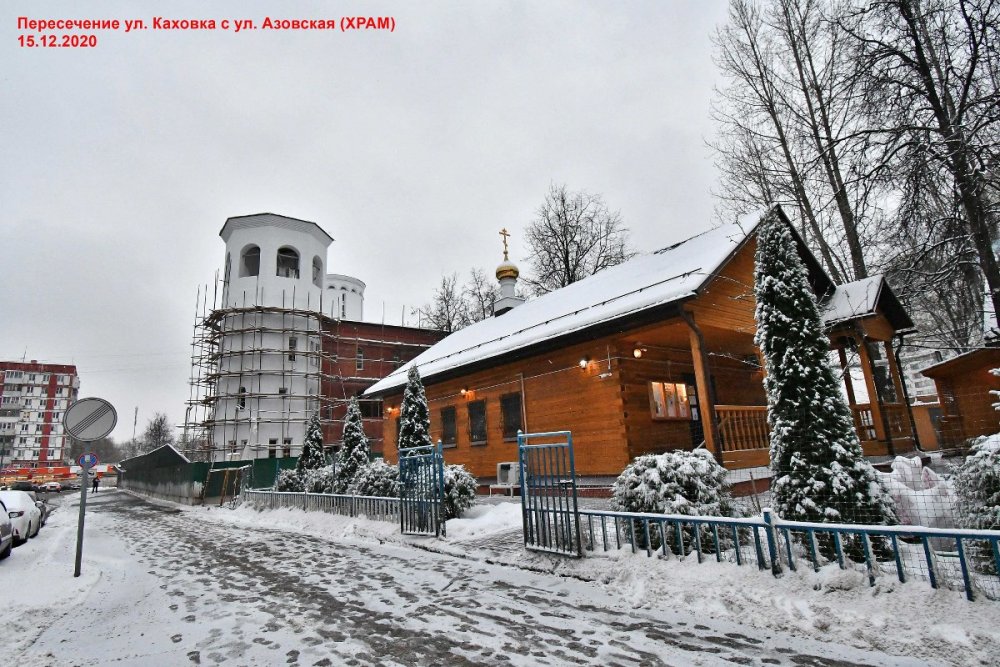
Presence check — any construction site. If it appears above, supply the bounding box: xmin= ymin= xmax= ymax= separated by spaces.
xmin=181 ymin=213 xmax=445 ymax=464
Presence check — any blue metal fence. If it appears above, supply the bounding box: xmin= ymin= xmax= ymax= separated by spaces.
xmin=578 ymin=506 xmax=1000 ymax=601
xmin=398 ymin=443 xmax=446 ymax=537
xmin=518 ymin=431 xmax=582 ymax=557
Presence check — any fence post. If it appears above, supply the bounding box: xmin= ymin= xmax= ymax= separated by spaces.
xmin=762 ymin=508 xmax=782 ymax=576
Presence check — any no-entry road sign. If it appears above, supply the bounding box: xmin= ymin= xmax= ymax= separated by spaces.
xmin=63 ymin=398 xmax=117 ymax=442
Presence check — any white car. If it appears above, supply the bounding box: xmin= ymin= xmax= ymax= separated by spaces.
xmin=0 ymin=491 xmax=41 ymax=545
xmin=0 ymin=499 xmax=12 ymax=559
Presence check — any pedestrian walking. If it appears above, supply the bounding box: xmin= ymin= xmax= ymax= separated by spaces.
xmin=92 ymin=476 xmax=100 ymax=493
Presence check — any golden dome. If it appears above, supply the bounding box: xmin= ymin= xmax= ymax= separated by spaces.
xmin=496 ymin=261 xmax=519 ymax=281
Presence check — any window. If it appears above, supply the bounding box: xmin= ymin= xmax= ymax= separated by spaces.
xmin=468 ymin=400 xmax=487 ymax=444
xmin=240 ymin=439 xmax=248 ymax=454
xmin=240 ymin=245 xmax=260 ymax=277
xmin=227 ymin=440 xmax=237 ymax=453
xmin=312 ymin=256 xmax=323 ymax=287
xmin=225 ymin=253 xmax=232 ymax=283
xmin=288 ymin=337 xmax=297 ymax=362
xmin=268 ymin=438 xmax=277 ymax=458
xmin=358 ymin=400 xmax=382 ymax=420
xmin=392 ymin=351 xmax=401 ymax=368
xmin=500 ymin=393 xmax=522 ymax=440
xmin=282 ymin=438 xmax=292 ymax=458
xmin=440 ymin=406 xmax=457 ymax=447
xmin=276 ymin=247 xmax=300 ymax=278
xmin=237 ymin=387 xmax=246 ymax=409
xmin=356 ymin=348 xmax=364 ymax=371
xmin=649 ymin=381 xmax=692 ymax=420
xmin=341 ymin=297 xmax=346 ymax=319
xmin=278 ymin=387 xmax=288 ymax=396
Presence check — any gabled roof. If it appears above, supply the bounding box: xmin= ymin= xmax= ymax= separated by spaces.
xmin=366 ymin=207 xmax=786 ymax=396
xmin=820 ymin=275 xmax=914 ymax=331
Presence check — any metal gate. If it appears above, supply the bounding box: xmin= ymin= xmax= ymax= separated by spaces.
xmin=398 ymin=443 xmax=446 ymax=537
xmin=518 ymin=431 xmax=582 ymax=557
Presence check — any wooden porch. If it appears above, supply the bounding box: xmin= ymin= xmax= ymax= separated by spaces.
xmin=714 ymin=401 xmax=916 ymax=469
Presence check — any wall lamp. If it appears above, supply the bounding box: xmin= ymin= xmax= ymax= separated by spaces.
xmin=579 ymin=357 xmax=590 ymax=369
xmin=633 ymin=346 xmax=646 ymax=359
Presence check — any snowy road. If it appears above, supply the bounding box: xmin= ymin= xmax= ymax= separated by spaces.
xmin=10 ymin=492 xmax=940 ymax=666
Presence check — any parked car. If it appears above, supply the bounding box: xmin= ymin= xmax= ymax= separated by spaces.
xmin=10 ymin=481 xmax=38 ymax=493
xmin=0 ymin=499 xmax=12 ymax=559
xmin=35 ymin=500 xmax=50 ymax=527
xmin=0 ymin=491 xmax=41 ymax=544
xmin=39 ymin=481 xmax=62 ymax=493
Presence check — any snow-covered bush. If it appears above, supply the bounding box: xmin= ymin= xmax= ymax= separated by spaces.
xmin=953 ymin=434 xmax=1000 ymax=574
xmin=611 ymin=449 xmax=737 ymax=552
xmin=350 ymin=459 xmax=400 ymax=498
xmin=275 ymin=468 xmax=303 ymax=492
xmin=441 ymin=464 xmax=477 ymax=520
xmin=303 ymin=465 xmax=337 ymax=494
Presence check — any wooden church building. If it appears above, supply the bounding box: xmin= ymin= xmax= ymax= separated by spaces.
xmin=365 ymin=206 xmax=916 ymax=483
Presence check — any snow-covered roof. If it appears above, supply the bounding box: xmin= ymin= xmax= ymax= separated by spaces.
xmin=821 ymin=276 xmax=883 ymax=326
xmin=366 ymin=209 xmax=773 ymax=396
xmin=820 ymin=275 xmax=913 ymax=331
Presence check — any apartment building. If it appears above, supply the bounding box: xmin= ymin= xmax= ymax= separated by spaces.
xmin=0 ymin=361 xmax=80 ymax=468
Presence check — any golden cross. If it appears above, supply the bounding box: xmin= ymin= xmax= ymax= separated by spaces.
xmin=500 ymin=228 xmax=510 ymax=260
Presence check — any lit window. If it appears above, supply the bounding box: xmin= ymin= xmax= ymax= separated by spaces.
xmin=648 ymin=382 xmax=692 ymax=420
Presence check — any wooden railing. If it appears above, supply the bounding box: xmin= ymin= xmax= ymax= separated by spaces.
xmin=850 ymin=403 xmax=913 ymax=441
xmin=716 ymin=405 xmax=769 ymax=452
xmin=719 ymin=403 xmax=913 ymax=456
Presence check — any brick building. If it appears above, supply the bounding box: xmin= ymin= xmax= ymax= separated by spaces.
xmin=0 ymin=361 xmax=80 ymax=468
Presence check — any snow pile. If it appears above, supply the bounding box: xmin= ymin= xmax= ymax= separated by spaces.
xmin=443 ymin=501 xmax=522 ymax=540
xmin=878 ymin=456 xmax=957 ymax=529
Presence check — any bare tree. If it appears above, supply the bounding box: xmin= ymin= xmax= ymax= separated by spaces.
xmin=523 ymin=184 xmax=635 ymax=295
xmin=463 ymin=268 xmax=501 ymax=322
xmin=67 ymin=436 xmax=123 ymax=464
xmin=414 ymin=273 xmax=471 ymax=332
xmin=844 ymin=0 xmax=1000 ymax=322
xmin=142 ymin=412 xmax=175 ymax=453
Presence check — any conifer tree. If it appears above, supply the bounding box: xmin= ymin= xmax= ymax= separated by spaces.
xmin=295 ymin=413 xmax=327 ymax=475
xmin=397 ymin=366 xmax=432 ymax=453
xmin=754 ymin=212 xmax=895 ymax=529
xmin=335 ymin=397 xmax=371 ymax=492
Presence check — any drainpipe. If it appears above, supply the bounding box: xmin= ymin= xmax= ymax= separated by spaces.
xmin=893 ymin=332 xmax=925 ymax=453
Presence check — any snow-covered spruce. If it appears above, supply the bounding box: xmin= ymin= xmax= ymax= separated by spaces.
xmin=296 ymin=414 xmax=328 ymax=474
xmin=441 ymin=464 xmax=477 ymax=520
xmin=397 ymin=366 xmax=432 ymax=453
xmin=953 ymin=433 xmax=1000 ymax=574
xmin=350 ymin=459 xmax=401 ymax=498
xmin=611 ymin=449 xmax=738 ymax=552
xmin=753 ymin=214 xmax=896 ymax=538
xmin=334 ymin=397 xmax=371 ymax=492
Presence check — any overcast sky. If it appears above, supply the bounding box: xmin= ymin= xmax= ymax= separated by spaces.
xmin=2 ymin=1 xmax=731 ymax=443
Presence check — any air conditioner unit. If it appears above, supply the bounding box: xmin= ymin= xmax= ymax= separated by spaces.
xmin=496 ymin=462 xmax=521 ymax=486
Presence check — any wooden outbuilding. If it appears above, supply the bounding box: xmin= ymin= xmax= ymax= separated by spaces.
xmin=366 ymin=207 xmax=916 ymax=482
xmin=921 ymin=347 xmax=1000 ymax=446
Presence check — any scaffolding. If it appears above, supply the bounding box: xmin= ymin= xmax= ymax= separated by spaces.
xmin=183 ymin=274 xmax=437 ymax=462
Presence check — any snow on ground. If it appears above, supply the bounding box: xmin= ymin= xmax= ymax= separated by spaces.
xmin=0 ymin=496 xmax=106 ymax=657
xmin=196 ymin=497 xmax=1000 ymax=666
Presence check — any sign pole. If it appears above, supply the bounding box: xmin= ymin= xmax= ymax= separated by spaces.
xmin=63 ymin=398 xmax=116 ymax=578
xmin=74 ymin=461 xmax=90 ymax=577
